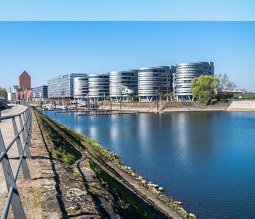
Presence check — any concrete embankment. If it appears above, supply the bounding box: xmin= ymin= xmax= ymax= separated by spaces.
xmin=1 ymin=105 xmax=196 ymax=218
xmin=99 ymin=101 xmax=230 ymax=112
xmin=227 ymin=100 xmax=255 ymax=111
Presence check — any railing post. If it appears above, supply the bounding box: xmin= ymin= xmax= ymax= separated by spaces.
xmin=0 ymin=130 xmax=26 ymax=219
xmin=29 ymin=108 xmax=32 ymax=135
xmin=22 ymin=110 xmax=32 ymax=148
xmin=12 ymin=117 xmax=31 ymax=180
xmin=19 ymin=115 xmax=31 ymax=159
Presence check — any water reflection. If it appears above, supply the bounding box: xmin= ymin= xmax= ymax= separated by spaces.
xmin=174 ymin=113 xmax=190 ymax=167
xmin=42 ymin=111 xmax=255 ymax=219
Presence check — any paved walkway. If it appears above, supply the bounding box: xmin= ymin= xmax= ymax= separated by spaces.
xmin=0 ymin=105 xmax=28 ymax=216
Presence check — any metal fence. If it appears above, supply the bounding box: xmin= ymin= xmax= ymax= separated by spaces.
xmin=0 ymin=106 xmax=32 ymax=219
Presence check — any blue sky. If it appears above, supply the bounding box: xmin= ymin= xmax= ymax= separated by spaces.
xmin=0 ymin=1 xmax=255 ymax=91
xmin=0 ymin=21 xmax=254 ymax=91
xmin=0 ymin=0 xmax=255 ymax=21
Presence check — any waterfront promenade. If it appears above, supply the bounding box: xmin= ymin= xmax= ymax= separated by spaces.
xmin=0 ymin=105 xmax=44 ymax=218
xmin=0 ymin=105 xmax=27 ymax=212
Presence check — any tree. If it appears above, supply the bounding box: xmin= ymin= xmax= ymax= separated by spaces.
xmin=190 ymin=75 xmax=218 ymax=105
xmin=164 ymin=92 xmax=173 ymax=101
xmin=0 ymin=87 xmax=7 ymax=98
xmin=215 ymin=73 xmax=236 ymax=99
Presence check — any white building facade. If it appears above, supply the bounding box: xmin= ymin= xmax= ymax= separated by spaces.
xmin=138 ymin=66 xmax=175 ymax=102
xmin=174 ymin=62 xmax=214 ymax=101
xmin=109 ymin=70 xmax=138 ymax=101
xmin=48 ymin=73 xmax=87 ymax=100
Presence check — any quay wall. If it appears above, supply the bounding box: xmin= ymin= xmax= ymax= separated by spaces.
xmin=98 ymin=101 xmax=231 ymax=112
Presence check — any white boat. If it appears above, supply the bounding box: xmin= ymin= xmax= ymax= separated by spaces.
xmin=55 ymin=104 xmax=67 ymax=110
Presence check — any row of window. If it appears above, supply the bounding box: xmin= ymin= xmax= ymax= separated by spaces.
xmin=138 ymin=69 xmax=169 ymax=73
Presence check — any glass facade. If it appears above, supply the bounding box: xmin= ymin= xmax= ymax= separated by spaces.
xmin=48 ymin=73 xmax=87 ymax=99
xmin=109 ymin=70 xmax=138 ymax=101
xmin=173 ymin=62 xmax=214 ymax=101
xmin=74 ymin=76 xmax=89 ymax=100
xmin=138 ymin=66 xmax=175 ymax=102
xmin=32 ymin=85 xmax=48 ymax=99
xmin=88 ymin=73 xmax=109 ymax=100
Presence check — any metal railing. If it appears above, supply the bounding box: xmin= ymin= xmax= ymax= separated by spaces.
xmin=0 ymin=106 xmax=32 ymax=219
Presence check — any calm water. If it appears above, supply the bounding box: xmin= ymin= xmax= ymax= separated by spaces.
xmin=43 ymin=111 xmax=255 ymax=218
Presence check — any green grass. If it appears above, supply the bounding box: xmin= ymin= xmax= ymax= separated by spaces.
xmin=39 ymin=118 xmax=81 ymax=166
xmin=234 ymin=93 xmax=255 ymax=99
xmin=39 ymin=112 xmax=117 ymax=159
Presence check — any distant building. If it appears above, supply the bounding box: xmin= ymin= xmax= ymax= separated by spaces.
xmin=173 ymin=62 xmax=214 ymax=101
xmin=7 ymin=85 xmax=18 ymax=102
xmin=88 ymin=73 xmax=109 ymax=100
xmin=18 ymin=71 xmax=31 ymax=90
xmin=74 ymin=76 xmax=89 ymax=101
xmin=12 ymin=85 xmax=18 ymax=93
xmin=109 ymin=70 xmax=138 ymax=101
xmin=17 ymin=71 xmax=32 ymax=101
xmin=32 ymin=85 xmax=48 ymax=100
xmin=7 ymin=92 xmax=16 ymax=102
xmin=138 ymin=66 xmax=175 ymax=102
xmin=48 ymin=73 xmax=87 ymax=101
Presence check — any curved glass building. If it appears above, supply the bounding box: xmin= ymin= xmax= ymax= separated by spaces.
xmin=138 ymin=66 xmax=175 ymax=102
xmin=88 ymin=73 xmax=109 ymax=100
xmin=174 ymin=62 xmax=214 ymax=101
xmin=109 ymin=70 xmax=138 ymax=101
xmin=74 ymin=76 xmax=88 ymax=101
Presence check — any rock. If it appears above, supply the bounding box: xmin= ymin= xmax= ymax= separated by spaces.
xmin=141 ymin=179 xmax=147 ymax=184
xmin=158 ymin=187 xmax=164 ymax=192
xmin=188 ymin=213 xmax=197 ymax=219
xmin=176 ymin=201 xmax=182 ymax=206
xmin=147 ymin=183 xmax=158 ymax=188
xmin=66 ymin=188 xmax=87 ymax=202
xmin=152 ymin=189 xmax=161 ymax=195
xmin=67 ymin=204 xmax=80 ymax=211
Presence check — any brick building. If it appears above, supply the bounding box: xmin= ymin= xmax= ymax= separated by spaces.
xmin=17 ymin=71 xmax=32 ymax=101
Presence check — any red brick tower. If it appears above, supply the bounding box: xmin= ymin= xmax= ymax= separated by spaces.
xmin=17 ymin=71 xmax=32 ymax=101
xmin=18 ymin=71 xmax=31 ymax=90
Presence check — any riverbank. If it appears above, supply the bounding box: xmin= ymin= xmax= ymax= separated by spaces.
xmin=98 ymin=101 xmax=231 ymax=113
xmin=34 ymin=108 xmax=196 ymax=218
xmin=227 ymin=100 xmax=255 ymax=111
xmin=0 ymin=105 xmax=196 ymax=218
xmin=98 ymin=100 xmax=255 ymax=113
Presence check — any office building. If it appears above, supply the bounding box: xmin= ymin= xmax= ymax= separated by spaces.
xmin=48 ymin=73 xmax=87 ymax=100
xmin=138 ymin=66 xmax=175 ymax=102
xmin=32 ymin=85 xmax=48 ymax=100
xmin=74 ymin=76 xmax=89 ymax=101
xmin=12 ymin=85 xmax=18 ymax=93
xmin=109 ymin=70 xmax=138 ymax=101
xmin=88 ymin=73 xmax=109 ymax=100
xmin=174 ymin=62 xmax=214 ymax=101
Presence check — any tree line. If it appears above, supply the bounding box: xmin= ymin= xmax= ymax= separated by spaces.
xmin=190 ymin=73 xmax=236 ymax=105
xmin=0 ymin=87 xmax=7 ymax=98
